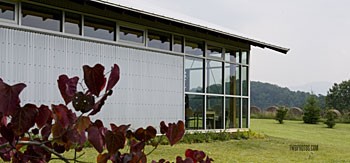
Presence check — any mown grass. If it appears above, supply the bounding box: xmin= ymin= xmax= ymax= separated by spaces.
xmin=51 ymin=119 xmax=350 ymax=162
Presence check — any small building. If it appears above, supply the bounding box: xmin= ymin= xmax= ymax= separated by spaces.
xmin=0 ymin=0 xmax=288 ymax=131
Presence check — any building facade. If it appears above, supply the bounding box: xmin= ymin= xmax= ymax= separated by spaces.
xmin=0 ymin=0 xmax=288 ymax=131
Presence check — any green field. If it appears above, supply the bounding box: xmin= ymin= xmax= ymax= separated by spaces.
xmin=53 ymin=119 xmax=350 ymax=162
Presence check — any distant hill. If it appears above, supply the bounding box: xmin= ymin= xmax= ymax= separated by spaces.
xmin=251 ymin=81 xmax=325 ymax=109
xmin=289 ymin=81 xmax=333 ymax=95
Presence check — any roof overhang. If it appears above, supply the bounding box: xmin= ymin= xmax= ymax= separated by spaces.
xmin=91 ymin=0 xmax=289 ymax=54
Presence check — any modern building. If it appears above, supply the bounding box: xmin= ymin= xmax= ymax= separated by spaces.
xmin=0 ymin=0 xmax=288 ymax=131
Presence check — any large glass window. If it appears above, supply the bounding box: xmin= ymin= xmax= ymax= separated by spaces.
xmin=185 ymin=57 xmax=204 ymax=93
xmin=119 ymin=26 xmax=144 ymax=43
xmin=242 ymin=51 xmax=249 ymax=64
xmin=21 ymin=3 xmax=62 ymax=32
xmin=64 ymin=12 xmax=81 ymax=35
xmin=242 ymin=98 xmax=248 ymax=128
xmin=207 ymin=45 xmax=222 ymax=58
xmin=242 ymin=66 xmax=248 ymax=96
xmin=225 ymin=63 xmax=240 ymax=95
xmin=207 ymin=96 xmax=223 ymax=129
xmin=226 ymin=97 xmax=240 ymax=128
xmin=147 ymin=30 xmax=171 ymax=50
xmin=185 ymin=38 xmax=204 ymax=56
xmin=225 ymin=49 xmax=239 ymax=63
xmin=185 ymin=94 xmax=204 ymax=129
xmin=0 ymin=2 xmax=15 ymax=21
xmin=207 ymin=60 xmax=223 ymax=94
xmin=84 ymin=16 xmax=115 ymax=41
xmin=173 ymin=35 xmax=183 ymax=53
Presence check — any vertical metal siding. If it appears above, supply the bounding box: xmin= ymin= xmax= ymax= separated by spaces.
xmin=0 ymin=27 xmax=184 ymax=129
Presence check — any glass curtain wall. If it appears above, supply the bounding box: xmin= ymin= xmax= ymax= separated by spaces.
xmin=184 ymin=39 xmax=249 ymax=130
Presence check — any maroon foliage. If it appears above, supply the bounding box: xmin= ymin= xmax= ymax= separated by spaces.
xmin=35 ymin=105 xmax=52 ymax=129
xmin=106 ymin=64 xmax=120 ymax=92
xmin=11 ymin=104 xmax=38 ymax=136
xmin=0 ymin=80 xmax=26 ymax=116
xmin=57 ymin=75 xmax=79 ymax=104
xmin=0 ymin=63 xmax=213 ymax=163
xmin=89 ymin=91 xmax=111 ymax=116
xmin=83 ymin=64 xmax=106 ymax=97
xmin=0 ymin=124 xmax=15 ymax=145
xmin=87 ymin=125 xmax=104 ymax=153
xmin=52 ymin=104 xmax=77 ymax=129
xmin=105 ymin=130 xmax=125 ymax=155
xmin=161 ymin=120 xmax=185 ymax=146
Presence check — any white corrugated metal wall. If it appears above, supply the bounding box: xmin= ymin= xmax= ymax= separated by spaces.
xmin=0 ymin=27 xmax=184 ymax=129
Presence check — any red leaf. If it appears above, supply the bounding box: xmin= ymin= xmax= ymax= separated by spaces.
xmin=52 ymin=104 xmax=77 ymax=129
xmin=106 ymin=64 xmax=120 ymax=91
xmin=41 ymin=124 xmax=52 ymax=140
xmin=97 ymin=153 xmax=110 ymax=163
xmin=88 ymin=126 xmax=104 ymax=153
xmin=83 ymin=64 xmax=106 ymax=97
xmin=76 ymin=116 xmax=91 ymax=133
xmin=57 ymin=75 xmax=79 ymax=104
xmin=89 ymin=92 xmax=111 ymax=116
xmin=52 ymin=123 xmax=65 ymax=140
xmin=35 ymin=105 xmax=52 ymax=129
xmin=134 ymin=126 xmax=157 ymax=142
xmin=105 ymin=130 xmax=125 ymax=155
xmin=165 ymin=121 xmax=185 ymax=146
xmin=11 ymin=104 xmax=38 ymax=136
xmin=130 ymin=140 xmax=145 ymax=153
xmin=185 ymin=149 xmax=206 ymax=162
xmin=0 ymin=124 xmax=15 ymax=145
xmin=110 ymin=124 xmax=130 ymax=135
xmin=0 ymin=115 xmax=7 ymax=127
xmin=0 ymin=80 xmax=26 ymax=116
xmin=160 ymin=121 xmax=168 ymax=134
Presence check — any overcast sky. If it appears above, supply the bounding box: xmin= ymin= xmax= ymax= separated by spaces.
xmin=113 ymin=0 xmax=350 ymax=89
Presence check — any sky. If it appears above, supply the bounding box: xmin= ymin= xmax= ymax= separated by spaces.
xmin=110 ymin=0 xmax=350 ymax=91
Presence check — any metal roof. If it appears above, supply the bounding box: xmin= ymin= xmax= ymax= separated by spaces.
xmin=91 ymin=0 xmax=289 ymax=54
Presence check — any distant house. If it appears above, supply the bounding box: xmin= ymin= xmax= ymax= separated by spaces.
xmin=0 ymin=0 xmax=288 ymax=131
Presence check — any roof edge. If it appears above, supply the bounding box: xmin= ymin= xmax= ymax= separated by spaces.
xmin=91 ymin=0 xmax=290 ymax=54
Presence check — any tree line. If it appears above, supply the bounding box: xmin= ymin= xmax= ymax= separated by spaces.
xmin=251 ymin=81 xmax=326 ymax=109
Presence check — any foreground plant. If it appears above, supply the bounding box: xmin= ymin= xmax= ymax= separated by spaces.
xmin=0 ymin=64 xmax=212 ymax=162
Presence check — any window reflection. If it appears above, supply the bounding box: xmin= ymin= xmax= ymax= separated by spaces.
xmin=242 ymin=98 xmax=248 ymax=128
xmin=119 ymin=26 xmax=144 ymax=43
xmin=84 ymin=16 xmax=115 ymax=41
xmin=207 ymin=60 xmax=223 ymax=94
xmin=207 ymin=96 xmax=223 ymax=129
xmin=226 ymin=97 xmax=240 ymax=128
xmin=185 ymin=57 xmax=203 ymax=93
xmin=185 ymin=94 xmax=204 ymax=129
xmin=173 ymin=35 xmax=183 ymax=53
xmin=185 ymin=38 xmax=204 ymax=56
xmin=64 ymin=12 xmax=81 ymax=35
xmin=22 ymin=3 xmax=62 ymax=31
xmin=242 ymin=66 xmax=248 ymax=96
xmin=147 ymin=30 xmax=171 ymax=50
xmin=0 ymin=2 xmax=15 ymax=21
xmin=207 ymin=45 xmax=222 ymax=58
xmin=225 ymin=49 xmax=239 ymax=63
xmin=225 ymin=63 xmax=240 ymax=95
xmin=242 ymin=51 xmax=249 ymax=64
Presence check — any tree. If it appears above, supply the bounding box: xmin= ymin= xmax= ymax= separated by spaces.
xmin=0 ymin=64 xmax=212 ymax=162
xmin=303 ymin=95 xmax=321 ymax=124
xmin=326 ymin=80 xmax=350 ymax=113
xmin=275 ymin=106 xmax=288 ymax=124
xmin=324 ymin=110 xmax=337 ymax=128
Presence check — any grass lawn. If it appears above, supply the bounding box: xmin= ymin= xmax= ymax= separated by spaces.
xmin=52 ymin=119 xmax=350 ymax=162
